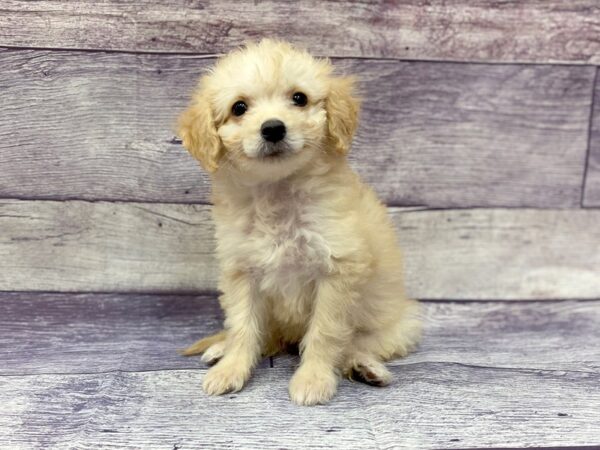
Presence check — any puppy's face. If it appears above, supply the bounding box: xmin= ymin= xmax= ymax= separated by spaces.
xmin=178 ymin=40 xmax=359 ymax=181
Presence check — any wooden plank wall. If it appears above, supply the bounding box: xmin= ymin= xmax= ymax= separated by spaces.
xmin=585 ymin=78 xmax=600 ymax=206
xmin=2 ymin=201 xmax=600 ymax=299
xmin=1 ymin=1 xmax=599 ymax=300
xmin=1 ymin=1 xmax=599 ymax=63
xmin=1 ymin=51 xmax=594 ymax=207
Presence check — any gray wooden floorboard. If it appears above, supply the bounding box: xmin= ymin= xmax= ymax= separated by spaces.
xmin=2 ymin=364 xmax=599 ymax=449
xmin=2 ymin=294 xmax=599 ymax=448
xmin=0 ymin=50 xmax=594 ymax=207
xmin=0 ymin=293 xmax=223 ymax=376
xmin=1 ymin=293 xmax=599 ymax=376
xmin=2 ymin=200 xmax=600 ymax=299
xmin=0 ymin=292 xmax=600 ymax=375
xmin=584 ymin=70 xmax=600 ymax=207
xmin=0 ymin=1 xmax=598 ymax=64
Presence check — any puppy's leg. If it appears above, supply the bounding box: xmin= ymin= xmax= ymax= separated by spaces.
xmin=202 ymin=273 xmax=266 ymax=396
xmin=360 ymin=298 xmax=422 ymax=360
xmin=343 ymin=298 xmax=421 ymax=387
xmin=289 ymin=277 xmax=355 ymax=406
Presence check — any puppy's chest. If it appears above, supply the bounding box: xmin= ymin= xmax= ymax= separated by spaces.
xmin=222 ymin=191 xmax=332 ymax=292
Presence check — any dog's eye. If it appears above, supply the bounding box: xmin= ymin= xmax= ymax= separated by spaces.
xmin=292 ymin=92 xmax=308 ymax=107
xmin=232 ymin=101 xmax=247 ymax=117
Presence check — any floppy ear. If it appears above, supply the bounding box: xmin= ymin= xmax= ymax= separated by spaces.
xmin=177 ymin=91 xmax=223 ymax=173
xmin=326 ymin=76 xmax=360 ymax=155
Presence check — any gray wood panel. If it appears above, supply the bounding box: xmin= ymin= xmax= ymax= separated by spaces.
xmin=1 ymin=1 xmax=599 ymax=64
xmin=1 ymin=292 xmax=598 ymax=376
xmin=0 ymin=50 xmax=594 ymax=207
xmin=1 ymin=365 xmax=599 ymax=449
xmin=583 ymin=70 xmax=600 ymax=207
xmin=2 ymin=200 xmax=600 ymax=300
xmin=345 ymin=60 xmax=593 ymax=208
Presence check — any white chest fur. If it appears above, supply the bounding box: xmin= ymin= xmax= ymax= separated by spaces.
xmin=215 ymin=182 xmax=334 ymax=301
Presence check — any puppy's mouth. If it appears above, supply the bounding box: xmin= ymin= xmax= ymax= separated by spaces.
xmin=257 ymin=141 xmax=293 ymax=160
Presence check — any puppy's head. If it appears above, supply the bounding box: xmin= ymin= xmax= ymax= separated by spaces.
xmin=178 ymin=39 xmax=359 ymax=180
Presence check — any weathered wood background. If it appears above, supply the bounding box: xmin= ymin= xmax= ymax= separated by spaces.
xmin=2 ymin=1 xmax=599 ymax=64
xmin=2 ymin=200 xmax=600 ymax=299
xmin=1 ymin=39 xmax=599 ymax=296
xmin=1 ymin=1 xmax=600 ymax=448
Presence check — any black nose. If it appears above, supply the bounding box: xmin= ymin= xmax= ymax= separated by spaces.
xmin=261 ymin=119 xmax=286 ymax=143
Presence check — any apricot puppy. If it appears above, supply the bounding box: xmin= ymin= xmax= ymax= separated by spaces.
xmin=178 ymin=39 xmax=421 ymax=406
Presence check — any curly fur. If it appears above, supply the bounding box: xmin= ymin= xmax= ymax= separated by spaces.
xmin=178 ymin=39 xmax=421 ymax=406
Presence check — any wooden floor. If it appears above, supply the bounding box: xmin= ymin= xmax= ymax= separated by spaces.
xmin=1 ymin=293 xmax=599 ymax=449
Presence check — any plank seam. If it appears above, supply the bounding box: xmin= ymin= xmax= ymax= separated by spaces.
xmin=0 ymin=45 xmax=222 ymax=58
xmin=1 ymin=290 xmax=599 ymax=303
xmin=0 ymin=196 xmax=215 ymax=206
xmin=431 ymin=361 xmax=599 ymax=376
xmin=466 ymin=446 xmax=600 ymax=450
xmin=418 ymin=298 xmax=600 ymax=303
xmin=0 ymin=46 xmax=596 ymax=68
xmin=2 ymin=361 xmax=597 ymax=379
xmin=0 ymin=289 xmax=221 ymax=297
xmin=1 ymin=196 xmax=596 ymax=210
xmin=582 ymin=66 xmax=599 ymax=207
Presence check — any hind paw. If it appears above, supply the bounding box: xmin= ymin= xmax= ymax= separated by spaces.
xmin=201 ymin=340 xmax=227 ymax=366
xmin=347 ymin=360 xmax=392 ymax=387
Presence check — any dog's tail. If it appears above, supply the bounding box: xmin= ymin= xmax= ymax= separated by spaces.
xmin=179 ymin=330 xmax=227 ymax=357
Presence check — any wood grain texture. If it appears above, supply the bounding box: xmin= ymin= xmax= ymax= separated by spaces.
xmin=345 ymin=59 xmax=593 ymax=208
xmin=583 ymin=70 xmax=600 ymax=207
xmin=2 ymin=200 xmax=600 ymax=299
xmin=0 ymin=293 xmax=223 ymax=376
xmin=0 ymin=50 xmax=594 ymax=207
xmin=1 ymin=1 xmax=599 ymax=64
xmin=1 ymin=292 xmax=598 ymax=376
xmin=1 ymin=365 xmax=599 ymax=449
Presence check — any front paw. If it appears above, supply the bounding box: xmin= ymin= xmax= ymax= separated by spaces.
xmin=289 ymin=363 xmax=338 ymax=406
xmin=202 ymin=360 xmax=250 ymax=396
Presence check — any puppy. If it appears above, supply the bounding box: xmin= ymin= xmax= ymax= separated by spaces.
xmin=178 ymin=39 xmax=421 ymax=406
